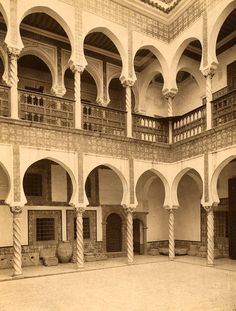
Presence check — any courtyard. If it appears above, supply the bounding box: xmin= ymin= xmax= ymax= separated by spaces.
xmin=0 ymin=256 xmax=236 ymax=311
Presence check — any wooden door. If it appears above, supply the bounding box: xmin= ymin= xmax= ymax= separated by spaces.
xmin=106 ymin=213 xmax=122 ymax=252
xmin=133 ymin=219 xmax=140 ymax=254
xmin=228 ymin=178 xmax=236 ymax=259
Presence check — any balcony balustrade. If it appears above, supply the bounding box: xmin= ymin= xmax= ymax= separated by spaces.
xmin=19 ymin=89 xmax=74 ymax=127
xmin=0 ymin=84 xmax=10 ymax=117
xmin=82 ymin=102 xmax=127 ymax=137
xmin=172 ymin=105 xmax=206 ymax=142
xmin=212 ymin=88 xmax=236 ymax=127
xmin=132 ymin=113 xmax=169 ymax=143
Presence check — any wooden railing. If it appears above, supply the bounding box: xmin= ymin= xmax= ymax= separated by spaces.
xmin=0 ymin=84 xmax=10 ymax=117
xmin=18 ymin=89 xmax=75 ymax=127
xmin=132 ymin=114 xmax=169 ymax=143
xmin=82 ymin=102 xmax=126 ymax=136
xmin=212 ymin=88 xmax=236 ymax=127
xmin=172 ymin=105 xmax=206 ymax=142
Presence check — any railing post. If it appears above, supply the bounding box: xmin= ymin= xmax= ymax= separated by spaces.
xmin=9 ymin=205 xmax=23 ymax=277
xmin=70 ymin=64 xmax=84 ymax=129
xmin=122 ymin=79 xmax=135 ymax=138
xmin=163 ymin=89 xmax=178 ymax=144
xmin=202 ymin=64 xmax=218 ymax=130
xmin=7 ymin=47 xmax=21 ymax=119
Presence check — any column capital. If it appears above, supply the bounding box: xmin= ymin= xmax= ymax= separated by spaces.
xmin=123 ymin=204 xmax=136 ymax=214
xmin=164 ymin=205 xmax=179 ymax=210
xmin=120 ymin=76 xmax=136 ymax=87
xmin=72 ymin=204 xmax=86 ymax=214
xmin=7 ymin=46 xmax=21 ymax=58
xmin=69 ymin=62 xmax=85 ymax=74
xmin=201 ymin=62 xmax=218 ymax=78
xmin=9 ymin=206 xmax=23 ymax=214
xmin=202 ymin=202 xmax=218 ymax=212
xmin=162 ymin=88 xmax=178 ymax=99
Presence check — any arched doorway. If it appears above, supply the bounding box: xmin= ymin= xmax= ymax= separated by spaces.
xmin=106 ymin=213 xmax=122 ymax=252
xmin=133 ymin=218 xmax=144 ymax=254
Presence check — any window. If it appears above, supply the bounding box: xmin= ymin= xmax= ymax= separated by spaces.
xmin=24 ymin=173 xmax=42 ymax=196
xmin=36 ymin=218 xmax=55 ymax=241
xmin=74 ymin=217 xmax=90 ymax=239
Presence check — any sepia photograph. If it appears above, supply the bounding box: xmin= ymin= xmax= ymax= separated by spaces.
xmin=0 ymin=0 xmax=236 ymax=310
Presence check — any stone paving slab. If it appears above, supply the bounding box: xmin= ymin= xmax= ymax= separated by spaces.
xmin=0 ymin=259 xmax=236 ymax=311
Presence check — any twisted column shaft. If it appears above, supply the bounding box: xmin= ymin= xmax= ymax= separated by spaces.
xmin=205 ymin=206 xmax=214 ymax=266
xmin=75 ymin=207 xmax=85 ymax=268
xmin=8 ymin=48 xmax=20 ymax=119
xmin=124 ymin=206 xmax=134 ymax=264
xmin=122 ymin=79 xmax=134 ymax=138
xmin=168 ymin=209 xmax=175 ymax=260
xmin=71 ymin=64 xmax=83 ymax=129
xmin=10 ymin=206 xmax=22 ymax=277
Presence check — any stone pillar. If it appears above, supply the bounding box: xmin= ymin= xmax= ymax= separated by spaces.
xmin=122 ymin=80 xmax=135 ymax=138
xmin=204 ymin=205 xmax=214 ymax=266
xmin=8 ymin=47 xmax=20 ymax=119
xmin=70 ymin=64 xmax=84 ymax=129
xmin=202 ymin=65 xmax=217 ymax=130
xmin=75 ymin=206 xmax=85 ymax=268
xmin=124 ymin=206 xmax=135 ymax=264
xmin=10 ymin=206 xmax=23 ymax=277
xmin=168 ymin=208 xmax=175 ymax=260
xmin=163 ymin=89 xmax=177 ymax=144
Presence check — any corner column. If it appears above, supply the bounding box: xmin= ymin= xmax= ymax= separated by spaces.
xmin=122 ymin=79 xmax=135 ymax=138
xmin=74 ymin=206 xmax=85 ymax=268
xmin=8 ymin=47 xmax=21 ymax=119
xmin=124 ymin=205 xmax=135 ymax=264
xmin=10 ymin=206 xmax=23 ymax=277
xmin=204 ymin=205 xmax=215 ymax=266
xmin=202 ymin=64 xmax=217 ymax=130
xmin=70 ymin=64 xmax=84 ymax=129
xmin=165 ymin=205 xmax=178 ymax=261
xmin=163 ymin=89 xmax=178 ymax=144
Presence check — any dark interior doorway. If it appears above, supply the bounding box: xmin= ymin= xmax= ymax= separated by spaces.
xmin=228 ymin=178 xmax=236 ymax=259
xmin=133 ymin=219 xmax=141 ymax=254
xmin=106 ymin=213 xmax=122 ymax=252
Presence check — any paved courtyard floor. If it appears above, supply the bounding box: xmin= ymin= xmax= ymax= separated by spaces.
xmin=0 ymin=256 xmax=236 ymax=311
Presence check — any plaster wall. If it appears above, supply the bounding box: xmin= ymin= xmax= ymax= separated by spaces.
xmin=146 ymin=178 xmax=168 ymax=242
xmin=175 ymin=175 xmax=201 ymax=241
xmin=99 ymin=168 xmax=123 ymax=205
xmin=217 ymin=161 xmax=236 ymax=199
xmin=145 ymin=82 xmax=167 ymax=117
xmin=0 ymin=205 xmax=12 ymax=246
xmin=51 ymin=164 xmax=67 ymax=202
xmin=212 ymin=46 xmax=236 ymax=93
xmin=173 ymin=77 xmax=201 ymax=115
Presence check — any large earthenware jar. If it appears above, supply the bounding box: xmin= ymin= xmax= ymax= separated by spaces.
xmin=57 ymin=241 xmax=73 ymax=263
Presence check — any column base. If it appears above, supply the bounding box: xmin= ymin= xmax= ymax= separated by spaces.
xmin=169 ymin=256 xmax=175 ymax=261
xmin=12 ymin=273 xmax=24 ymax=279
xmin=76 ymin=263 xmax=84 ymax=269
xmin=127 ymin=259 xmax=134 ymax=265
xmin=207 ymin=261 xmax=214 ymax=267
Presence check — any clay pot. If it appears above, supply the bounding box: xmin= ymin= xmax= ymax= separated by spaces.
xmin=57 ymin=241 xmax=73 ymax=263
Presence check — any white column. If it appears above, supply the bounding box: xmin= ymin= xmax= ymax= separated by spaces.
xmin=124 ymin=206 xmax=135 ymax=264
xmin=70 ymin=64 xmax=84 ymax=129
xmin=75 ymin=206 xmax=85 ymax=268
xmin=8 ymin=47 xmax=20 ymax=119
xmin=202 ymin=65 xmax=217 ymax=130
xmin=122 ymin=80 xmax=134 ymax=138
xmin=163 ymin=89 xmax=177 ymax=144
xmin=10 ymin=206 xmax=23 ymax=277
xmin=204 ymin=205 xmax=214 ymax=266
xmin=168 ymin=208 xmax=175 ymax=260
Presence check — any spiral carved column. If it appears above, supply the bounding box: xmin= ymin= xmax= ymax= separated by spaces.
xmin=204 ymin=206 xmax=214 ymax=266
xmin=122 ymin=79 xmax=134 ymax=138
xmin=124 ymin=206 xmax=135 ymax=264
xmin=75 ymin=206 xmax=85 ymax=269
xmin=163 ymin=89 xmax=177 ymax=144
xmin=8 ymin=47 xmax=20 ymax=119
xmin=70 ymin=64 xmax=84 ymax=129
xmin=168 ymin=209 xmax=175 ymax=260
xmin=10 ymin=206 xmax=23 ymax=277
xmin=202 ymin=65 xmax=217 ymax=130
